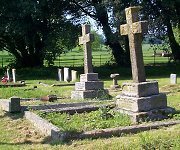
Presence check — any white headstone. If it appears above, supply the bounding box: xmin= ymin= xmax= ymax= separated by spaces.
xmin=64 ymin=68 xmax=70 ymax=82
xmin=58 ymin=68 xmax=63 ymax=81
xmin=7 ymin=68 xmax=10 ymax=81
xmin=12 ymin=69 xmax=16 ymax=83
xmin=170 ymin=74 xmax=177 ymax=84
xmin=71 ymin=70 xmax=77 ymax=82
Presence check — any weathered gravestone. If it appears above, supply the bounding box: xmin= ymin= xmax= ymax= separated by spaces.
xmin=71 ymin=25 xmax=107 ymax=99
xmin=7 ymin=68 xmax=10 ymax=81
xmin=58 ymin=68 xmax=63 ymax=81
xmin=64 ymin=67 xmax=71 ymax=82
xmin=71 ymin=70 xmax=78 ymax=82
xmin=170 ymin=74 xmax=177 ymax=84
xmin=0 ymin=97 xmax=21 ymax=112
xmin=12 ymin=68 xmax=16 ymax=83
xmin=116 ymin=6 xmax=174 ymax=122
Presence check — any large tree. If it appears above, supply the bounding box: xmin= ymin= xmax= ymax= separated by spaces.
xmin=141 ymin=0 xmax=180 ymax=61
xmin=0 ymin=0 xmax=80 ymax=67
xmin=68 ymin=0 xmax=134 ymax=66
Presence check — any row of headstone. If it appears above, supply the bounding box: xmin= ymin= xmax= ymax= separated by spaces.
xmin=6 ymin=68 xmax=16 ymax=83
xmin=57 ymin=68 xmax=78 ymax=82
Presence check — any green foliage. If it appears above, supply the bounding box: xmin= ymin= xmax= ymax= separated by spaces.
xmin=0 ymin=0 xmax=80 ymax=67
xmin=91 ymin=31 xmax=104 ymax=51
xmin=38 ymin=109 xmax=131 ymax=133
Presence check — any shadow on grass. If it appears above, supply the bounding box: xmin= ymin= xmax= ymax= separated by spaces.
xmin=0 ymin=111 xmax=24 ymax=120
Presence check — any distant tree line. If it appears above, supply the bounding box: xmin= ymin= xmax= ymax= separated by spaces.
xmin=0 ymin=0 xmax=179 ymax=67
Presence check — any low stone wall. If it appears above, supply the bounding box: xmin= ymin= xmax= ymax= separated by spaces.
xmin=24 ymin=111 xmax=66 ymax=141
xmin=25 ymin=110 xmax=180 ymax=141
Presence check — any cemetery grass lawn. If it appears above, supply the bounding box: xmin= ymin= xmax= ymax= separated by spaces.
xmin=0 ymin=108 xmax=179 ymax=149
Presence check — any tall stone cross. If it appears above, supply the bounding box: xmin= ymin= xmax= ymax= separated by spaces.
xmin=79 ymin=24 xmax=94 ymax=74
xmin=120 ymin=7 xmax=148 ymax=83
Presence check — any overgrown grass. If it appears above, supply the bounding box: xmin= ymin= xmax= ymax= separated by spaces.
xmin=38 ymin=108 xmax=131 ymax=133
xmin=0 ymin=108 xmax=179 ymax=149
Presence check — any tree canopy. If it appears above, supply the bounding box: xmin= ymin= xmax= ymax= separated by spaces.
xmin=0 ymin=0 xmax=179 ymax=68
xmin=0 ymin=0 xmax=80 ymax=67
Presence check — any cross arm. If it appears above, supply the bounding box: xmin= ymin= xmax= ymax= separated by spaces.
xmin=79 ymin=33 xmax=94 ymax=45
xmin=120 ymin=24 xmax=129 ymax=35
xmin=132 ymin=21 xmax=148 ymax=34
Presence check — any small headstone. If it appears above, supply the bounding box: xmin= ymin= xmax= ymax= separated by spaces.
xmin=12 ymin=68 xmax=16 ymax=83
xmin=0 ymin=97 xmax=21 ymax=112
xmin=71 ymin=70 xmax=77 ymax=82
xmin=58 ymin=68 xmax=63 ymax=81
xmin=110 ymin=74 xmax=120 ymax=89
xmin=64 ymin=68 xmax=71 ymax=82
xmin=7 ymin=68 xmax=10 ymax=81
xmin=170 ymin=74 xmax=177 ymax=84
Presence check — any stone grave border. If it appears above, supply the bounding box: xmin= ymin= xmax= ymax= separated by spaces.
xmin=0 ymin=83 xmax=26 ymax=87
xmin=0 ymin=97 xmax=180 ymax=141
xmin=24 ymin=110 xmax=180 ymax=141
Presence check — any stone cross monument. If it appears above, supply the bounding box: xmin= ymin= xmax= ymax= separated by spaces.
xmin=79 ymin=24 xmax=94 ymax=74
xmin=116 ymin=7 xmax=174 ymax=122
xmin=71 ymin=24 xmax=107 ymax=99
xmin=120 ymin=7 xmax=148 ymax=83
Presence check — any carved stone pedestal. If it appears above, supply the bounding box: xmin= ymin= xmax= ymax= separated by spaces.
xmin=71 ymin=73 xmax=108 ymax=99
xmin=116 ymin=81 xmax=174 ymax=122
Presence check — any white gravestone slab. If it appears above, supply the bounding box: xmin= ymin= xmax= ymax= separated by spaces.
xmin=7 ymin=68 xmax=10 ymax=81
xmin=170 ymin=74 xmax=177 ymax=84
xmin=71 ymin=70 xmax=77 ymax=82
xmin=64 ymin=68 xmax=70 ymax=82
xmin=58 ymin=68 xmax=63 ymax=81
xmin=12 ymin=69 xmax=16 ymax=83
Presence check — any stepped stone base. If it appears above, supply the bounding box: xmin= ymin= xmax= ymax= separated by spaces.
xmin=122 ymin=81 xmax=159 ymax=97
xmin=75 ymin=81 xmax=104 ymax=91
xmin=117 ymin=107 xmax=175 ymax=123
xmin=116 ymin=93 xmax=167 ymax=112
xmin=116 ymin=81 xmax=174 ymax=122
xmin=71 ymin=90 xmax=108 ymax=99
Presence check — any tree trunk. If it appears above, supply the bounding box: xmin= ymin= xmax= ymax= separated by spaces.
xmin=165 ymin=17 xmax=180 ymax=61
xmin=93 ymin=3 xmax=130 ymax=66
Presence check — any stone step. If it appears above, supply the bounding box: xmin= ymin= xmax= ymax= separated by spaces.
xmin=80 ymin=73 xmax=99 ymax=82
xmin=71 ymin=89 xmax=108 ymax=99
xmin=116 ymin=93 xmax=167 ymax=112
xmin=121 ymin=81 xmax=159 ymax=97
xmin=75 ymin=81 xmax=104 ymax=91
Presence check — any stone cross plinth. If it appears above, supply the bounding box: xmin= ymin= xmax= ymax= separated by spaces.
xmin=110 ymin=74 xmax=120 ymax=89
xmin=116 ymin=7 xmax=174 ymax=122
xmin=71 ymin=25 xmax=107 ymax=99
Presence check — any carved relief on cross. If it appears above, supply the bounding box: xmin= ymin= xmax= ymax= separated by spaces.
xmin=120 ymin=7 xmax=148 ymax=83
xmin=79 ymin=25 xmax=94 ymax=74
